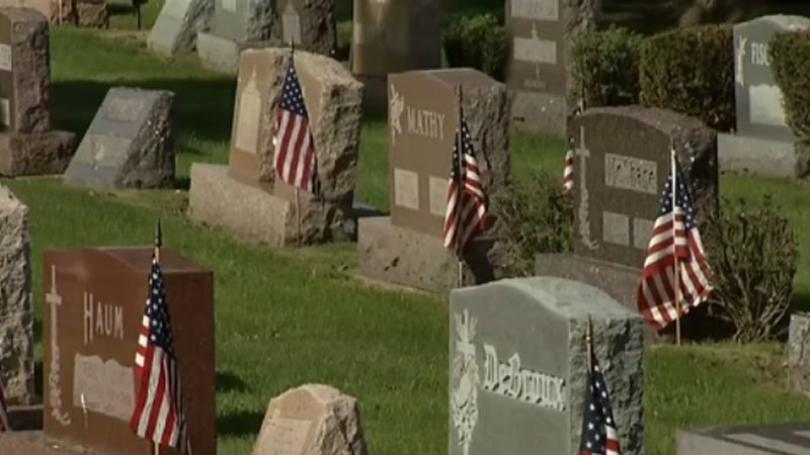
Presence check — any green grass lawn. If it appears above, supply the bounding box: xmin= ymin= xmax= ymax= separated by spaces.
xmin=9 ymin=6 xmax=810 ymax=454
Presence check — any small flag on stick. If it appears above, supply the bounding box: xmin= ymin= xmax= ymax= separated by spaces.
xmin=130 ymin=224 xmax=189 ymax=452
xmin=636 ymin=155 xmax=712 ymax=331
xmin=563 ymin=149 xmax=575 ymax=193
xmin=273 ymin=48 xmax=319 ymax=194
xmin=442 ymin=115 xmax=487 ymax=255
xmin=579 ymin=325 xmax=621 ymax=455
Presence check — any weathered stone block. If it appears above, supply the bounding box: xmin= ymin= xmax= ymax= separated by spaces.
xmin=718 ymin=132 xmax=808 ymax=178
xmin=449 ymin=277 xmax=644 ymax=455
xmin=788 ymin=311 xmax=810 ymax=394
xmin=75 ymin=0 xmax=108 ymax=28
xmin=0 ymin=130 xmax=75 ymax=176
xmin=64 ymin=87 xmax=175 ymax=189
xmin=357 ymin=216 xmax=494 ymax=293
xmin=252 ymin=384 xmax=367 ymax=455
xmin=148 ymin=0 xmax=214 ymax=56
xmin=678 ymin=422 xmax=810 ymax=455
xmin=0 ymin=184 xmax=33 ymax=405
xmin=0 ymin=7 xmax=50 ymax=134
xmin=189 ymin=163 xmax=355 ymax=245
xmin=278 ymin=0 xmax=336 ymax=57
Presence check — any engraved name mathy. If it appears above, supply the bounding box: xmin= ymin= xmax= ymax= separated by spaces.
xmin=406 ymin=107 xmax=445 ymax=140
xmin=604 ymin=153 xmax=658 ymax=194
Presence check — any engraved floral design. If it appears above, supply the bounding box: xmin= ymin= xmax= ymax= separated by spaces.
xmin=389 ymin=84 xmax=405 ymax=146
xmin=452 ymin=309 xmax=479 ymax=455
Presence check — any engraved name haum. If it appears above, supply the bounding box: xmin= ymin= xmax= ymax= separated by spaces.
xmin=83 ymin=292 xmax=124 ymax=346
xmin=406 ymin=107 xmax=445 ymax=140
xmin=482 ymin=344 xmax=566 ymax=411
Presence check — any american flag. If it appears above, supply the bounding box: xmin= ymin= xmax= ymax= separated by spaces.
xmin=0 ymin=372 xmax=9 ymax=431
xmin=273 ymin=53 xmax=318 ymax=194
xmin=563 ymin=149 xmax=575 ymax=192
xmin=130 ymin=255 xmax=188 ymax=451
xmin=636 ymin=159 xmax=712 ymax=330
xmin=443 ymin=118 xmax=487 ymax=253
xmin=579 ymin=350 xmax=621 ymax=455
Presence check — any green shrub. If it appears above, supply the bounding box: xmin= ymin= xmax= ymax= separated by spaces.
xmin=770 ymin=30 xmax=810 ymax=140
xmin=639 ymin=25 xmax=734 ymax=131
xmin=571 ymin=26 xmax=644 ymax=108
xmin=444 ymin=13 xmax=507 ymax=81
xmin=491 ymin=170 xmax=573 ymax=277
xmin=703 ymin=197 xmax=798 ymax=342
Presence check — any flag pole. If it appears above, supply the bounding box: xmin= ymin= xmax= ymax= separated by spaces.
xmin=153 ymin=219 xmax=161 ymax=455
xmin=671 ymin=142 xmax=682 ymax=347
xmin=455 ymin=84 xmax=464 ymax=288
xmin=586 ymin=315 xmax=593 ymax=371
xmin=289 ymin=40 xmax=303 ymax=247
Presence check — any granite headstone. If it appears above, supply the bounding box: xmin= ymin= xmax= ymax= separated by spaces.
xmin=252 ymin=384 xmax=367 ymax=455
xmin=678 ymin=422 xmax=810 ymax=455
xmin=0 ymin=184 xmax=34 ymax=405
xmin=0 ymin=7 xmax=75 ymax=176
xmin=196 ymin=0 xmax=278 ymax=73
xmin=788 ymin=312 xmax=810 ymax=394
xmin=147 ymin=0 xmax=214 ymax=56
xmin=42 ymin=247 xmax=215 ymax=455
xmin=449 ymin=277 xmax=644 ymax=455
xmin=505 ymin=0 xmax=598 ymax=135
xmin=535 ymin=106 xmax=718 ymax=333
xmin=64 ymin=87 xmax=175 ymax=189
xmin=718 ymin=15 xmax=810 ymax=178
xmin=350 ymin=0 xmax=441 ymax=105
xmin=190 ymin=48 xmax=363 ymax=246
xmin=357 ymin=68 xmax=510 ymax=292
xmin=277 ymin=0 xmax=335 ymax=56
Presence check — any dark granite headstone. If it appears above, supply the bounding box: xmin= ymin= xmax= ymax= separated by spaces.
xmin=449 ymin=277 xmax=644 ymax=455
xmin=505 ymin=0 xmax=598 ymax=135
xmin=64 ymin=87 xmax=175 ymax=189
xmin=678 ymin=423 xmax=810 ymax=455
xmin=42 ymin=247 xmax=215 ymax=455
xmin=718 ymin=15 xmax=810 ymax=178
xmin=147 ymin=0 xmax=214 ymax=56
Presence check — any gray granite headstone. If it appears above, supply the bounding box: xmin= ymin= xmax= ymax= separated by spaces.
xmin=147 ymin=0 xmax=214 ymax=56
xmin=734 ymin=15 xmax=810 ymax=141
xmin=449 ymin=277 xmax=644 ymax=455
xmin=196 ymin=0 xmax=278 ymax=72
xmin=64 ymin=87 xmax=175 ymax=189
xmin=678 ymin=422 xmax=810 ymax=455
xmin=277 ymin=0 xmax=335 ymax=56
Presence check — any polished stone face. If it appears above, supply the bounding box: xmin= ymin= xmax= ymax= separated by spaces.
xmin=449 ymin=277 xmax=645 ymax=455
xmin=505 ymin=0 xmax=565 ymax=97
xmin=42 ymin=247 xmax=216 ymax=455
xmin=733 ymin=15 xmax=810 ymax=141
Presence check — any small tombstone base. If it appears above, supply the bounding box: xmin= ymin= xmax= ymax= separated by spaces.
xmin=718 ymin=132 xmax=809 ymax=178
xmin=677 ymin=422 xmax=810 ymax=455
xmin=535 ymin=253 xmax=721 ymax=342
xmin=357 ymin=216 xmax=494 ymax=293
xmin=788 ymin=312 xmax=810 ymax=394
xmin=510 ymin=91 xmax=568 ymax=136
xmin=0 ymin=131 xmax=76 ymax=176
xmin=189 ymin=163 xmax=355 ymax=246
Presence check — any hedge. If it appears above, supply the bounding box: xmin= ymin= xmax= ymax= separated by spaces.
xmin=770 ymin=30 xmax=810 ymax=140
xmin=639 ymin=25 xmax=734 ymax=131
xmin=571 ymin=26 xmax=644 ymax=108
xmin=444 ymin=13 xmax=507 ymax=81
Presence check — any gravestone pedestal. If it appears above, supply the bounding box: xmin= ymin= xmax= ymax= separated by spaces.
xmin=719 ymin=15 xmax=810 ymax=178
xmin=0 ymin=7 xmax=76 ymax=176
xmin=356 ymin=69 xmax=510 ymax=292
xmin=42 ymin=247 xmax=215 ymax=455
xmin=677 ymin=423 xmax=810 ymax=455
xmin=195 ymin=0 xmax=279 ymax=73
xmin=148 ymin=0 xmax=214 ymax=56
xmin=449 ymin=277 xmax=644 ymax=455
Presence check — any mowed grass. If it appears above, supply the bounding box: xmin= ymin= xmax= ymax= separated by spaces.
xmin=9 ymin=7 xmax=810 ymax=455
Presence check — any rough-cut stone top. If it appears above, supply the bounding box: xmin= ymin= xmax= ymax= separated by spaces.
xmin=421 ymin=68 xmax=499 ymax=91
xmin=737 ymin=14 xmax=810 ymax=30
xmin=0 ymin=183 xmax=27 ymax=215
xmin=454 ymin=277 xmax=641 ymax=320
xmin=272 ymin=383 xmax=343 ymax=404
xmin=583 ymin=106 xmax=712 ymax=141
xmin=294 ymin=50 xmax=363 ymax=90
xmin=0 ymin=6 xmax=47 ymax=25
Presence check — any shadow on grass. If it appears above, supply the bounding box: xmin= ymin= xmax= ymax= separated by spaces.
xmin=217 ymin=410 xmax=265 ymax=437
xmin=793 ymin=291 xmax=810 ymax=313
xmin=51 ymin=78 xmax=236 ymax=143
xmin=216 ymin=371 xmax=250 ymax=394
